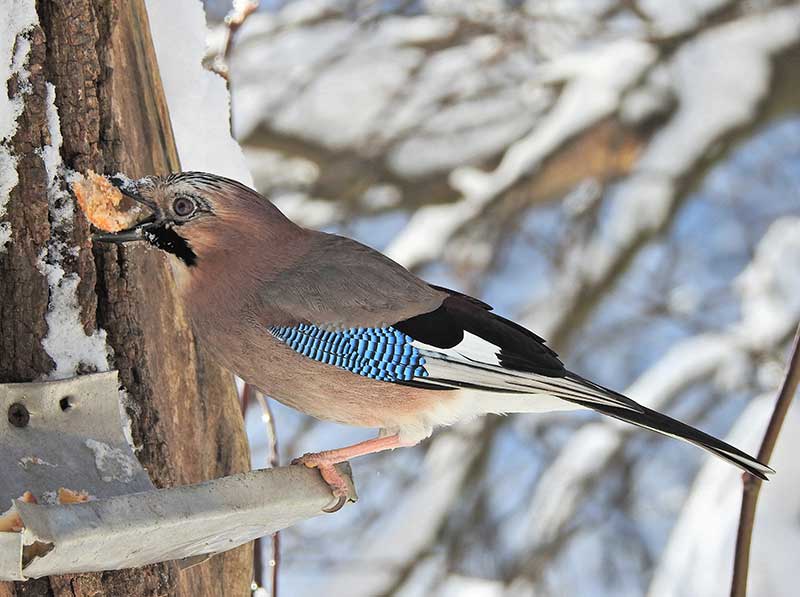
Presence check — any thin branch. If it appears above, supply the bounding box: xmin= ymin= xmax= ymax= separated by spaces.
xmin=730 ymin=323 xmax=800 ymax=597
xmin=242 ymin=382 xmax=281 ymax=597
xmin=253 ymin=388 xmax=281 ymax=597
xmin=210 ymin=0 xmax=260 ymax=82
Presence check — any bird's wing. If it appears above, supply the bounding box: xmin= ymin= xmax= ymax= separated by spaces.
xmin=262 ymin=238 xmax=773 ymax=479
xmin=260 ymin=232 xmax=639 ymax=411
xmin=393 ymin=291 xmax=772 ymax=478
xmin=390 ymin=289 xmax=644 ymax=411
xmin=257 ymin=232 xmax=447 ymax=329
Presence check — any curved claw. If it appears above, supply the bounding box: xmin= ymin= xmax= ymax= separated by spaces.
xmin=292 ymin=455 xmax=354 ymax=511
xmin=322 ymin=494 xmax=348 ymax=513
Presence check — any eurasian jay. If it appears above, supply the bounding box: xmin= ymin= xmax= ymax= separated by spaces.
xmin=95 ymin=172 xmax=773 ymax=510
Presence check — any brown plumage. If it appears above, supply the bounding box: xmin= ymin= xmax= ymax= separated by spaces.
xmin=93 ymin=171 xmax=774 ymax=508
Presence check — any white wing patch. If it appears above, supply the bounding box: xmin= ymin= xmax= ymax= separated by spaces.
xmin=415 ymin=331 xmax=503 ymax=367
xmin=413 ymin=333 xmax=641 ymax=412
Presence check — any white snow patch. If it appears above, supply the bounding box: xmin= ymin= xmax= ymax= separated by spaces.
xmin=0 ymin=2 xmax=39 ymax=252
xmin=84 ymin=438 xmax=138 ymax=483
xmin=36 ymin=83 xmax=111 ymax=379
xmin=453 ymin=37 xmax=655 ymax=198
xmin=620 ymin=68 xmax=673 ymax=125
xmin=243 ymin=145 xmax=319 ymax=191
xmin=279 ymin=0 xmax=339 ymax=27
xmin=532 ymin=5 xmax=800 ymax=338
xmin=639 ymin=0 xmax=731 ymax=36
xmin=313 ymin=424 xmax=483 ymax=597
xmin=145 ymin=0 xmax=253 ymax=186
xmin=734 ymin=217 xmax=800 ymax=349
xmin=648 ymin=394 xmax=799 ymax=597
xmin=519 ymin=217 xmax=800 ymax=549
xmin=439 ymin=575 xmax=505 ymax=597
xmin=17 ymin=456 xmax=57 ymax=469
xmin=37 ymin=258 xmax=111 ymax=379
xmin=273 ymin=192 xmax=342 ymax=229
xmin=38 ymin=83 xmax=71 ymax=224
xmin=562 ymin=178 xmax=602 ymax=217
xmin=522 ymin=422 xmax=622 ymax=544
xmin=231 ymin=20 xmax=356 ymax=141
xmin=388 ymin=98 xmax=537 ymax=179
xmin=118 ymin=389 xmax=140 ymax=452
xmin=376 ymin=15 xmax=457 ymax=46
xmin=361 ymin=183 xmax=402 ymax=210
xmin=607 ymin=6 xmax=800 ymax=244
xmin=667 ymin=284 xmax=701 ymax=316
xmin=273 ymin=46 xmax=424 ymax=150
xmin=643 ymin=7 xmax=798 ymax=176
xmin=386 ymin=38 xmax=656 ymax=268
xmin=386 ymin=200 xmax=481 ymax=268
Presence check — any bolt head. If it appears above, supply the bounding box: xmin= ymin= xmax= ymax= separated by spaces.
xmin=8 ymin=402 xmax=30 ymax=428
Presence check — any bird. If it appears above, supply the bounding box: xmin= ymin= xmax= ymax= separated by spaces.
xmin=94 ymin=171 xmax=773 ymax=511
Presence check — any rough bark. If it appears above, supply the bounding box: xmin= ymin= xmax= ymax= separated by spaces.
xmin=0 ymin=1 xmax=252 ymax=596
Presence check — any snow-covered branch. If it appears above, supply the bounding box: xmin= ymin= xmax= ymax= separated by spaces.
xmin=525 ymin=5 xmax=800 ymax=348
xmin=516 ymin=216 xmax=800 ymax=572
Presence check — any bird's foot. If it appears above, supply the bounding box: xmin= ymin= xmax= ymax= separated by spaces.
xmin=291 ymin=435 xmax=410 ymax=512
xmin=292 ymin=453 xmax=353 ymax=513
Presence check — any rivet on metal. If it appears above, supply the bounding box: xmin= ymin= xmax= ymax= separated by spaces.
xmin=8 ymin=402 xmax=30 ymax=428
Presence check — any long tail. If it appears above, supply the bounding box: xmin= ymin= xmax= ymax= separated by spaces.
xmin=560 ymin=372 xmax=774 ymax=480
xmin=406 ymin=288 xmax=774 ymax=479
xmin=419 ymin=348 xmax=774 ymax=479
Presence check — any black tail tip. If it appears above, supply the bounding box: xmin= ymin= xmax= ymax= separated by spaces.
xmin=746 ymin=463 xmax=775 ymax=481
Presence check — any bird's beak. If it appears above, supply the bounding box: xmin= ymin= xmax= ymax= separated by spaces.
xmin=91 ymin=215 xmax=158 ymax=243
xmin=92 ymin=176 xmax=160 ymax=244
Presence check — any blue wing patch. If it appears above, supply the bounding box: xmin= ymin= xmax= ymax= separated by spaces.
xmin=269 ymin=324 xmax=428 ymax=382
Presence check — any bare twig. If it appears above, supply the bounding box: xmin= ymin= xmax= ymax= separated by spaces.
xmin=253 ymin=388 xmax=281 ymax=597
xmin=253 ymin=388 xmax=280 ymax=468
xmin=730 ymin=324 xmax=800 ymax=597
xmin=241 ymin=382 xmax=281 ymax=597
xmin=210 ymin=0 xmax=260 ymax=81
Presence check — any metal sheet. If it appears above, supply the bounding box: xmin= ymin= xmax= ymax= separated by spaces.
xmin=17 ymin=464 xmax=354 ymax=578
xmin=0 ymin=371 xmax=153 ymax=508
xmin=0 ymin=373 xmax=356 ymax=580
xmin=0 ymin=534 xmax=22 ymax=581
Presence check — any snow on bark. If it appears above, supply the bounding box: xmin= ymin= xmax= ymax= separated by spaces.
xmin=0 ymin=1 xmax=39 ymax=252
xmin=36 ymin=83 xmax=111 ymax=379
xmin=145 ymin=0 xmax=253 ymax=186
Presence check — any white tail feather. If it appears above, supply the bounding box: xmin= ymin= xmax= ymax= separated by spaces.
xmin=420 ymin=347 xmax=640 ymax=411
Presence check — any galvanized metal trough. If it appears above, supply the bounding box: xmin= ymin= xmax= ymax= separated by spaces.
xmin=0 ymin=372 xmax=355 ymax=580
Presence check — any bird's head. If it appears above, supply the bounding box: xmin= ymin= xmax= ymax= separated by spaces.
xmin=93 ymin=172 xmax=296 ymax=270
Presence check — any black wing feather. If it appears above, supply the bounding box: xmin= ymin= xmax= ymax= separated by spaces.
xmin=395 ymin=286 xmax=773 ymax=480
xmin=396 ymin=288 xmax=565 ymax=377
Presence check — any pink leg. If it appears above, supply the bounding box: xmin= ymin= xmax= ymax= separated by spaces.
xmin=292 ymin=434 xmax=416 ymax=512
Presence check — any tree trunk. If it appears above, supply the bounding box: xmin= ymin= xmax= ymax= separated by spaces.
xmin=0 ymin=1 xmax=252 ymax=595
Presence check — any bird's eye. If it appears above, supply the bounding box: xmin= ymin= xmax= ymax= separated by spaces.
xmin=172 ymin=196 xmax=196 ymax=218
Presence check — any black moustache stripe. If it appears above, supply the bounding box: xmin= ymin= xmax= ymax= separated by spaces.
xmin=144 ymin=224 xmax=197 ymax=267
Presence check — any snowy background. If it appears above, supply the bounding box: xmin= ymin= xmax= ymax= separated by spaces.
xmin=151 ymin=1 xmax=799 ymax=595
